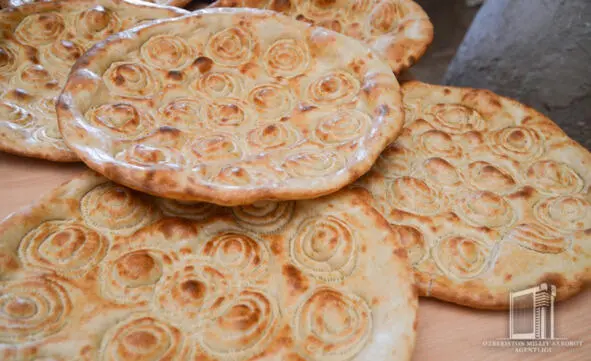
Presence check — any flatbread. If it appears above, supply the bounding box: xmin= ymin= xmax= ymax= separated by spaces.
xmin=0 ymin=1 xmax=188 ymax=162
xmin=0 ymin=0 xmax=194 ymax=8
xmin=0 ymin=170 xmax=417 ymax=361
xmin=356 ymin=81 xmax=591 ymax=309
xmin=209 ymin=0 xmax=433 ymax=75
xmin=58 ymin=8 xmax=404 ymax=205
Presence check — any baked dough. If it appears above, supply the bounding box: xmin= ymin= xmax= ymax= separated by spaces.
xmin=0 ymin=0 xmax=194 ymax=8
xmin=0 ymin=170 xmax=417 ymax=361
xmin=0 ymin=0 xmax=187 ymax=161
xmin=356 ymin=81 xmax=591 ymax=309
xmin=209 ymin=0 xmax=434 ymax=74
xmin=58 ymin=8 xmax=404 ymax=205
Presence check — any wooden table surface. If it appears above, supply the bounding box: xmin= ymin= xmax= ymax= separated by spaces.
xmin=0 ymin=152 xmax=589 ymax=361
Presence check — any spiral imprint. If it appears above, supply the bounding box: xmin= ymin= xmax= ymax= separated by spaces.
xmin=294 ymin=287 xmax=372 ymax=361
xmin=202 ymin=232 xmax=269 ymax=283
xmin=99 ymin=314 xmax=188 ymax=361
xmin=417 ymin=130 xmax=463 ymax=158
xmin=213 ymin=166 xmax=253 ymax=187
xmin=202 ymin=99 xmax=252 ymax=130
xmin=193 ymin=70 xmax=243 ymax=98
xmin=0 ymin=278 xmax=71 ymax=343
xmin=0 ymin=101 xmax=33 ymax=127
xmin=315 ymin=109 xmax=370 ymax=144
xmin=103 ymin=62 xmax=160 ymax=98
xmin=155 ymin=260 xmax=229 ymax=327
xmin=0 ymin=249 xmax=18 ymax=278
xmin=307 ymin=70 xmax=360 ymax=106
xmin=534 ymin=196 xmax=591 ymax=233
xmin=18 ymin=221 xmax=108 ymax=278
xmin=369 ymin=0 xmax=405 ymax=34
xmin=213 ymin=165 xmax=280 ymax=188
xmin=41 ymin=39 xmax=84 ymax=75
xmin=343 ymin=22 xmax=365 ymax=41
xmin=298 ymin=0 xmax=344 ymax=20
xmin=388 ymin=176 xmax=441 ymax=215
xmin=526 ymin=160 xmax=583 ymax=195
xmin=37 ymin=96 xmax=57 ymax=118
xmin=456 ymin=191 xmax=514 ymax=228
xmin=290 ymin=216 xmax=357 ymax=282
xmin=74 ymin=6 xmax=121 ymax=42
xmin=248 ymin=83 xmax=294 ymax=121
xmin=463 ymin=161 xmax=517 ymax=195
xmin=0 ymin=44 xmax=18 ymax=75
xmin=375 ymin=143 xmax=414 ymax=177
xmin=140 ymin=35 xmax=193 ymax=70
xmin=391 ymin=225 xmax=427 ymax=266
xmin=100 ymin=249 xmax=169 ymax=304
xmin=247 ymin=123 xmax=299 ymax=151
xmin=159 ymin=98 xmax=205 ymax=131
xmin=232 ymin=201 xmax=295 ymax=234
xmin=422 ymin=157 xmax=462 ymax=189
xmin=403 ymin=102 xmax=420 ymax=125
xmin=329 ymin=19 xmax=351 ymax=32
xmin=14 ymin=13 xmax=64 ymax=46
xmin=505 ymin=223 xmax=570 ymax=254
xmin=156 ymin=198 xmax=223 ymax=221
xmin=15 ymin=64 xmax=58 ymax=94
xmin=116 ymin=144 xmax=184 ymax=168
xmin=432 ymin=235 xmax=492 ymax=279
xmin=428 ymin=104 xmax=486 ymax=134
xmin=200 ymin=289 xmax=278 ymax=359
xmin=87 ymin=103 xmax=153 ymax=139
xmin=189 ymin=133 xmax=242 ymax=163
xmin=264 ymin=38 xmax=310 ymax=78
xmin=267 ymin=0 xmax=295 ymax=12
xmin=206 ymin=27 xmax=252 ymax=66
xmin=490 ymin=126 xmax=545 ymax=162
xmin=349 ymin=0 xmax=374 ymax=14
xmin=80 ymin=182 xmax=154 ymax=235
xmin=282 ymin=150 xmax=344 ymax=178
xmin=32 ymin=123 xmax=68 ymax=149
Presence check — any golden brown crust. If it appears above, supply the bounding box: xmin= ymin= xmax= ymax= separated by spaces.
xmin=58 ymin=8 xmax=405 ymax=205
xmin=209 ymin=0 xmax=434 ymax=74
xmin=356 ymin=81 xmax=591 ymax=309
xmin=0 ymin=0 xmax=193 ymax=8
xmin=0 ymin=170 xmax=417 ymax=361
xmin=0 ymin=0 xmax=188 ymax=162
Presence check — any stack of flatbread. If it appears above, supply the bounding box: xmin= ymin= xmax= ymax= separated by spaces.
xmin=0 ymin=0 xmax=194 ymax=8
xmin=0 ymin=0 xmax=188 ymax=161
xmin=0 ymin=171 xmax=418 ymax=361
xmin=356 ymin=81 xmax=591 ymax=309
xmin=208 ymin=0 xmax=434 ymax=75
xmin=57 ymin=8 xmax=405 ymax=204
xmin=0 ymin=0 xmax=589 ymax=360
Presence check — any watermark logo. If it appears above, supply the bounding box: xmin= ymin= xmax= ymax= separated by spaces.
xmin=482 ymin=283 xmax=583 ymax=353
xmin=510 ymin=283 xmax=555 ymax=340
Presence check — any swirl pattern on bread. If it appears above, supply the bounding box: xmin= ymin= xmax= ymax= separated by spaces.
xmin=209 ymin=0 xmax=434 ymax=74
xmin=0 ymin=0 xmax=187 ymax=161
xmin=58 ymin=8 xmax=404 ymax=205
xmin=357 ymin=81 xmax=591 ymax=309
xmin=0 ymin=170 xmax=417 ymax=361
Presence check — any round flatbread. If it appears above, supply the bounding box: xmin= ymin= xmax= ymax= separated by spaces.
xmin=58 ymin=8 xmax=404 ymax=205
xmin=0 ymin=0 xmax=193 ymax=8
xmin=0 ymin=170 xmax=417 ymax=361
xmin=0 ymin=1 xmax=187 ymax=161
xmin=356 ymin=81 xmax=591 ymax=309
xmin=209 ymin=0 xmax=433 ymax=74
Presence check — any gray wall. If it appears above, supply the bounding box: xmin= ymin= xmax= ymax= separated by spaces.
xmin=445 ymin=0 xmax=591 ymax=149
